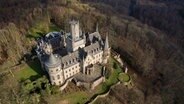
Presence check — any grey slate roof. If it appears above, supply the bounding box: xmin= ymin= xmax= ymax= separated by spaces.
xmin=61 ymin=42 xmax=102 ymax=69
xmin=45 ymin=53 xmax=61 ymax=68
xmin=39 ymin=31 xmax=105 ymax=69
xmin=89 ymin=32 xmax=101 ymax=43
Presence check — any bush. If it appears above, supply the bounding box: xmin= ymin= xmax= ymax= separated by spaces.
xmin=113 ymin=62 xmax=118 ymax=69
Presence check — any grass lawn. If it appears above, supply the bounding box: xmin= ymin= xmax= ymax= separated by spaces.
xmin=96 ymin=57 xmax=122 ymax=94
xmin=27 ymin=19 xmax=61 ymax=39
xmin=62 ymin=91 xmax=89 ymax=104
xmin=118 ymin=73 xmax=130 ymax=82
xmin=14 ymin=59 xmax=45 ymax=81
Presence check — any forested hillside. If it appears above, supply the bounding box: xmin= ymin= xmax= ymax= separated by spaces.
xmin=0 ymin=0 xmax=184 ymax=104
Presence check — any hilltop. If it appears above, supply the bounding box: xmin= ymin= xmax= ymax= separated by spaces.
xmin=0 ymin=0 xmax=184 ymax=104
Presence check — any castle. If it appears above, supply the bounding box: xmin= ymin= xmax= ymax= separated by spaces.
xmin=36 ymin=20 xmax=110 ymax=89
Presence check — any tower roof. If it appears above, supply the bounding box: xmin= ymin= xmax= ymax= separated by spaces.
xmin=45 ymin=53 xmax=61 ymax=68
xmin=104 ymin=34 xmax=109 ymax=50
xmin=96 ymin=23 xmax=99 ymax=32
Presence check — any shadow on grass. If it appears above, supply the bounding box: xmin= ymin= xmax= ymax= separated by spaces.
xmin=25 ymin=58 xmax=47 ymax=81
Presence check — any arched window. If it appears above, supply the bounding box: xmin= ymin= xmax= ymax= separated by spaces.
xmin=57 ymin=75 xmax=60 ymax=79
xmin=52 ymin=76 xmax=55 ymax=80
xmin=73 ymin=59 xmax=75 ymax=63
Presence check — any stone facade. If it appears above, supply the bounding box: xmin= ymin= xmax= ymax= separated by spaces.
xmin=36 ymin=20 xmax=110 ymax=88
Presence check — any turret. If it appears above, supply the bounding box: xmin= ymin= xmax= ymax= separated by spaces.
xmin=43 ymin=43 xmax=53 ymax=55
xmin=69 ymin=20 xmax=80 ymax=41
xmin=67 ymin=20 xmax=86 ymax=52
xmin=96 ymin=23 xmax=99 ymax=32
xmin=103 ymin=34 xmax=110 ymax=64
xmin=45 ymin=53 xmax=64 ymax=85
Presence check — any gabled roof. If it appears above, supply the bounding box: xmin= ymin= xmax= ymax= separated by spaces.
xmin=89 ymin=32 xmax=101 ymax=43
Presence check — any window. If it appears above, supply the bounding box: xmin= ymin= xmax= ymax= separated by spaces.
xmin=57 ymin=75 xmax=60 ymax=79
xmin=69 ymin=69 xmax=71 ymax=71
xmin=75 ymin=66 xmax=77 ymax=68
xmin=53 ymin=82 xmax=56 ymax=85
xmin=56 ymin=69 xmax=58 ymax=71
xmin=65 ymin=71 xmax=67 ymax=73
xmin=59 ymin=81 xmax=61 ymax=85
xmin=52 ymin=76 xmax=55 ymax=80
xmin=66 ymin=75 xmax=68 ymax=78
xmin=72 ymin=67 xmax=74 ymax=70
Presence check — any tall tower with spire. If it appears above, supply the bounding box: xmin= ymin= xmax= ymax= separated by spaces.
xmin=103 ymin=34 xmax=110 ymax=64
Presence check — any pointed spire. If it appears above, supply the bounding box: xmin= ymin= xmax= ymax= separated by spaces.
xmin=96 ymin=23 xmax=99 ymax=32
xmin=104 ymin=34 xmax=109 ymax=50
xmin=49 ymin=53 xmax=57 ymax=64
xmin=82 ymin=55 xmax=85 ymax=62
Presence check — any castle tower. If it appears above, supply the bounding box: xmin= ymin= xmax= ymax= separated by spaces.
xmin=45 ymin=53 xmax=64 ymax=85
xmin=67 ymin=20 xmax=86 ymax=52
xmin=103 ymin=34 xmax=110 ymax=64
xmin=70 ymin=20 xmax=80 ymax=40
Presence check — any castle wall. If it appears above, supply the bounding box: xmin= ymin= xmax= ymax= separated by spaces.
xmin=84 ymin=51 xmax=103 ymax=66
xmin=83 ymin=51 xmax=103 ymax=74
xmin=46 ymin=65 xmax=64 ymax=85
xmin=72 ymin=39 xmax=85 ymax=51
xmin=91 ymin=77 xmax=105 ymax=90
xmin=63 ymin=63 xmax=80 ymax=79
xmin=70 ymin=21 xmax=80 ymax=40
